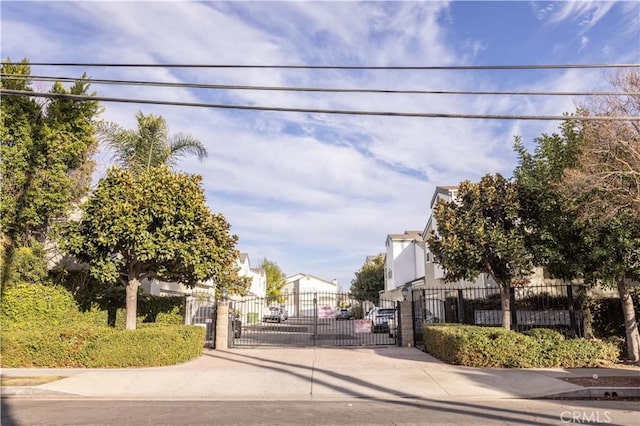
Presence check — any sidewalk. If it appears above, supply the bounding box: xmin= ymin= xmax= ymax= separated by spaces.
xmin=2 ymin=346 xmax=639 ymax=401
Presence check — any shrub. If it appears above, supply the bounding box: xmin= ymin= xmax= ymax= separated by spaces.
xmin=1 ymin=324 xmax=204 ymax=368
xmin=138 ymin=294 xmax=185 ymax=323
xmin=0 ymin=283 xmax=82 ymax=330
xmin=156 ymin=305 xmax=184 ymax=325
xmin=589 ymin=289 xmax=640 ymax=339
xmin=0 ymin=243 xmax=50 ymax=287
xmin=423 ymin=324 xmax=619 ymax=368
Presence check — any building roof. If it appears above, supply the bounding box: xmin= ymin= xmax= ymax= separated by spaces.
xmin=387 ymin=231 xmax=424 ymax=242
xmin=238 ymin=253 xmax=249 ymax=263
xmin=430 ymin=186 xmax=458 ymax=209
xmin=365 ymin=253 xmax=385 ymax=264
xmin=285 ymin=273 xmax=337 ymax=286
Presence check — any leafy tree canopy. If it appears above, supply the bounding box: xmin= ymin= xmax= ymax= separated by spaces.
xmin=63 ymin=166 xmax=241 ymax=329
xmin=98 ymin=111 xmax=207 ymax=175
xmin=1 ymin=58 xmax=100 ymax=286
xmin=350 ymin=255 xmax=384 ymax=304
xmin=428 ymin=174 xmax=533 ymax=329
xmin=262 ymin=258 xmax=286 ymax=303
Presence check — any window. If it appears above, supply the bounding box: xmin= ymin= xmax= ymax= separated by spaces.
xmin=387 ymin=269 xmax=392 ymax=279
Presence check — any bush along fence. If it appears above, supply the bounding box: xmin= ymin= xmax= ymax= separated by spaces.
xmin=412 ymin=283 xmax=591 ymax=348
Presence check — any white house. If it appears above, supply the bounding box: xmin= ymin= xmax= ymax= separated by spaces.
xmin=283 ymin=273 xmax=338 ymax=317
xmin=141 ymin=278 xmax=215 ymax=297
xmin=236 ymin=253 xmax=267 ymax=298
xmin=141 ymin=253 xmax=267 ymax=298
xmin=381 ymin=231 xmax=426 ymax=300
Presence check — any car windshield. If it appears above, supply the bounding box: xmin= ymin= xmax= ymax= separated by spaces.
xmin=269 ymin=307 xmax=279 ymax=312
xmin=377 ymin=309 xmax=395 ymax=315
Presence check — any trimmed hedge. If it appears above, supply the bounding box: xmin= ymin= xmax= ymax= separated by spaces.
xmin=423 ymin=324 xmax=619 ymax=368
xmin=1 ymin=283 xmax=83 ymax=330
xmin=1 ymin=283 xmax=203 ymax=368
xmin=1 ymin=324 xmax=205 ymax=368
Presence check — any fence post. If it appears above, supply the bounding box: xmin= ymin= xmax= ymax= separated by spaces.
xmin=509 ymin=287 xmax=517 ymax=331
xmin=313 ymin=293 xmax=317 ymax=346
xmin=215 ymin=299 xmax=229 ymax=350
xmin=567 ymin=284 xmax=577 ymax=338
xmin=398 ymin=300 xmax=414 ymax=347
xmin=457 ymin=289 xmax=465 ymax=324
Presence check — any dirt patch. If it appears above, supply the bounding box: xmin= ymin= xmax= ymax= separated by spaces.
xmin=562 ymin=376 xmax=640 ymax=387
xmin=1 ymin=376 xmax=65 ymax=386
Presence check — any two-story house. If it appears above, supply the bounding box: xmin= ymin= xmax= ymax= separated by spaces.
xmin=380 ymin=231 xmax=426 ymax=301
xmin=236 ymin=253 xmax=267 ymax=298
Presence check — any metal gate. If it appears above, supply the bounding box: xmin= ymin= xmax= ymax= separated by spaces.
xmin=229 ymin=291 xmax=397 ymax=347
xmin=185 ymin=292 xmax=217 ymax=347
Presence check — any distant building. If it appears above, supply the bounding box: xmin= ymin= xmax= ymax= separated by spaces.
xmin=236 ymin=253 xmax=267 ymax=298
xmin=283 ymin=273 xmax=338 ymax=317
xmin=381 ymin=231 xmax=425 ymax=301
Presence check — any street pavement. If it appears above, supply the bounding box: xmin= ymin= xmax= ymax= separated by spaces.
xmin=2 ymin=346 xmax=639 ymax=401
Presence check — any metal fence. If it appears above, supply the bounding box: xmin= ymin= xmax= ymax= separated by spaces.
xmin=229 ymin=291 xmax=398 ymax=347
xmin=412 ymin=284 xmax=585 ymax=348
xmin=184 ymin=292 xmax=217 ymax=347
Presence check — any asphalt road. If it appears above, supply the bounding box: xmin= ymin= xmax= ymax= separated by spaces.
xmin=2 ymin=398 xmax=639 ymax=425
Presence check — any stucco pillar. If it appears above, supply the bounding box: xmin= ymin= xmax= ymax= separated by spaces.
xmin=398 ymin=301 xmax=414 ymax=347
xmin=215 ymin=302 xmax=229 ymax=350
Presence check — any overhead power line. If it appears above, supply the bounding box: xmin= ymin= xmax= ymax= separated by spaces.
xmin=2 ymin=74 xmax=636 ymax=97
xmin=2 ymin=89 xmax=638 ymax=121
xmin=10 ymin=62 xmax=640 ymax=70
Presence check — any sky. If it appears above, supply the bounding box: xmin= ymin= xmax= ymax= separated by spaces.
xmin=2 ymin=1 xmax=639 ymax=291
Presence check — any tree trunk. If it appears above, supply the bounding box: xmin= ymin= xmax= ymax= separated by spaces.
xmin=617 ymin=277 xmax=640 ymax=362
xmin=500 ymin=284 xmax=511 ymax=330
xmin=126 ymin=266 xmax=140 ymax=330
xmin=576 ymin=285 xmax=594 ymax=339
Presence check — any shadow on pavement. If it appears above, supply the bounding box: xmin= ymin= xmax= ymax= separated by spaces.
xmin=206 ymin=350 xmax=561 ymax=425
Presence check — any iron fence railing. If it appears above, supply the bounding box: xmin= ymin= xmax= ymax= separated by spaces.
xmin=412 ymin=283 xmax=585 ymax=348
xmin=184 ymin=292 xmax=217 ymax=347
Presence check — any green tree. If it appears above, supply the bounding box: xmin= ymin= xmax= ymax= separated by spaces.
xmin=561 ymin=70 xmax=640 ymax=361
xmin=427 ymin=174 xmax=534 ymax=330
xmin=262 ymin=258 xmax=286 ymax=303
xmin=514 ymin=100 xmax=640 ymax=361
xmin=63 ymin=166 xmax=241 ymax=330
xmin=99 ymin=111 xmax=207 ymax=175
xmin=350 ymin=255 xmax=384 ymax=304
xmin=1 ymin=58 xmax=100 ymax=286
xmin=513 ymin=118 xmax=595 ymax=336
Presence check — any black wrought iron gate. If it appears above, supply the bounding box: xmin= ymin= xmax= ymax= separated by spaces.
xmin=229 ymin=291 xmax=397 ymax=347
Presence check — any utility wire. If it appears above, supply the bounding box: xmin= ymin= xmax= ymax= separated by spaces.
xmin=1 ymin=74 xmax=636 ymax=97
xmin=10 ymin=62 xmax=640 ymax=70
xmin=2 ymin=89 xmax=638 ymax=121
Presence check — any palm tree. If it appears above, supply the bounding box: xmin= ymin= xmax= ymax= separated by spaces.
xmin=99 ymin=111 xmax=207 ymax=174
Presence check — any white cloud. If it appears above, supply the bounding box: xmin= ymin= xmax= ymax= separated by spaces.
xmin=531 ymin=1 xmax=616 ymax=32
xmin=1 ymin=1 xmax=633 ymax=286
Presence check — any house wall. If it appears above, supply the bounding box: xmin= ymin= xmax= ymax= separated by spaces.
xmin=385 ymin=235 xmax=425 ymax=292
xmin=236 ymin=255 xmax=266 ymax=298
xmin=283 ymin=274 xmax=338 ymax=317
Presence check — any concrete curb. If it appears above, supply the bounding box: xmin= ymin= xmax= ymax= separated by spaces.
xmin=1 ymin=386 xmax=79 ymax=398
xmin=540 ymin=387 xmax=640 ymax=399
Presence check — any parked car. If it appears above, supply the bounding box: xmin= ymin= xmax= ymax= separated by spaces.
xmin=370 ymin=307 xmax=396 ymax=333
xmin=263 ymin=306 xmax=287 ymax=323
xmin=335 ymin=308 xmax=353 ymax=320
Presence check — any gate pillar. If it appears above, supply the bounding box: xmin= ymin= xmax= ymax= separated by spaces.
xmin=215 ymin=302 xmax=229 ymax=350
xmin=398 ymin=301 xmax=414 ymax=347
